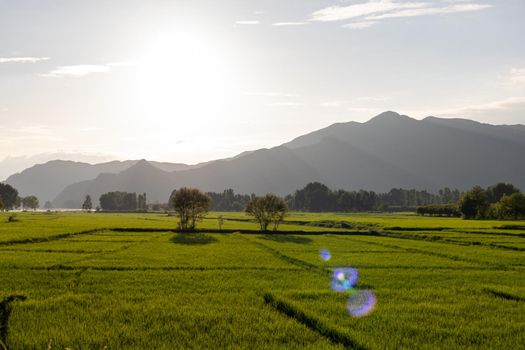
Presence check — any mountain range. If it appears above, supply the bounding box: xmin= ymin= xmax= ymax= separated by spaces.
xmin=4 ymin=111 xmax=525 ymax=208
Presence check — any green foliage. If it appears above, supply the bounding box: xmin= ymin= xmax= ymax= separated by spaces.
xmin=22 ymin=195 xmax=39 ymax=211
xmin=246 ymin=194 xmax=288 ymax=231
xmin=416 ymin=204 xmax=459 ymax=217
xmin=458 ymin=186 xmax=489 ymax=219
xmin=486 ymin=182 xmax=520 ymax=203
xmin=99 ymin=192 xmax=137 ymax=211
xmin=0 ymin=183 xmax=19 ymax=211
xmin=169 ymin=188 xmax=211 ymax=231
xmin=82 ymin=195 xmax=92 ymax=211
xmin=489 ymin=192 xmax=525 ymax=219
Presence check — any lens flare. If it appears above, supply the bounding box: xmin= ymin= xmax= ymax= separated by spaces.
xmin=347 ymin=289 xmax=376 ymax=317
xmin=320 ymin=249 xmax=331 ymax=261
xmin=330 ymin=267 xmax=358 ymax=292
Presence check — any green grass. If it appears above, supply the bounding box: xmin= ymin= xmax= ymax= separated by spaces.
xmin=0 ymin=212 xmax=524 ymax=349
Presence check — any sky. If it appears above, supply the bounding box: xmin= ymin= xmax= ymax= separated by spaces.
xmin=0 ymin=0 xmax=524 ymax=165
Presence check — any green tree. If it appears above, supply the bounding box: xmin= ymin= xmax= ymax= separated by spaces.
xmin=0 ymin=196 xmax=3 ymax=211
xmin=458 ymin=186 xmax=488 ymax=219
xmin=495 ymin=193 xmax=525 ymax=219
xmin=22 ymin=196 xmax=39 ymax=211
xmin=0 ymin=183 xmax=19 ymax=211
xmin=245 ymin=194 xmax=288 ymax=231
xmin=486 ymin=183 xmax=520 ymax=203
xmin=82 ymin=195 xmax=93 ymax=211
xmin=169 ymin=188 xmax=211 ymax=231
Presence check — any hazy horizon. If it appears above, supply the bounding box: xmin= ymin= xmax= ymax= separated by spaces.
xmin=1 ymin=0 xmax=524 ymax=164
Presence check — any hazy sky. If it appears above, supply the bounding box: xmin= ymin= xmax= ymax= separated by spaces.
xmin=1 ymin=0 xmax=524 ymax=164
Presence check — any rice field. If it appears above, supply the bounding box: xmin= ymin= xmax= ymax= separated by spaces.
xmin=0 ymin=212 xmax=524 ymax=349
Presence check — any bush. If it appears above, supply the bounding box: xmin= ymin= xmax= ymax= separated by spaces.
xmin=7 ymin=214 xmax=18 ymax=222
xmin=416 ymin=204 xmax=460 ymax=217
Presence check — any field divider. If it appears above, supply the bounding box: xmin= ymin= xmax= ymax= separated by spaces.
xmin=483 ymin=288 xmax=525 ymax=302
xmin=0 ymin=229 xmax=107 ymax=247
xmin=263 ymin=292 xmax=366 ymax=350
xmin=239 ymin=235 xmax=330 ymax=275
xmin=14 ymin=266 xmax=302 ymax=272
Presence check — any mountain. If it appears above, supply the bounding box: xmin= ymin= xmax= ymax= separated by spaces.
xmin=4 ymin=159 xmax=194 ymax=204
xmin=51 ymin=111 xmax=525 ymax=208
xmin=0 ymin=152 xmax=114 ymax=181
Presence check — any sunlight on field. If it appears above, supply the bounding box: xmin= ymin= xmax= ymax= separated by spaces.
xmin=0 ymin=212 xmax=524 ymax=349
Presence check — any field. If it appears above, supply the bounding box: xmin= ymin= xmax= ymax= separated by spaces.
xmin=0 ymin=212 xmax=524 ymax=349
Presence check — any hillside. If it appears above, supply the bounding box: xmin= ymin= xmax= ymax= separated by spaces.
xmin=50 ymin=111 xmax=525 ymax=207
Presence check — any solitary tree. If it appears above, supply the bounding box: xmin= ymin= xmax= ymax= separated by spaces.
xmin=245 ymin=194 xmax=288 ymax=231
xmin=82 ymin=195 xmax=93 ymax=211
xmin=169 ymin=188 xmax=211 ymax=231
xmin=0 ymin=183 xmax=19 ymax=211
xmin=459 ymin=186 xmax=488 ymax=219
xmin=22 ymin=196 xmax=39 ymax=211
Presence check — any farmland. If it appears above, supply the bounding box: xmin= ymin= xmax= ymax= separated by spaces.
xmin=0 ymin=212 xmax=524 ymax=349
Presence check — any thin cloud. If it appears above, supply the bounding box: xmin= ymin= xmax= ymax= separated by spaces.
xmin=367 ymin=3 xmax=492 ymax=20
xmin=272 ymin=22 xmax=309 ymax=26
xmin=235 ymin=20 xmax=260 ymax=25
xmin=0 ymin=57 xmax=49 ymax=63
xmin=41 ymin=61 xmax=135 ymax=78
xmin=342 ymin=21 xmax=378 ymax=29
xmin=510 ymin=68 xmax=525 ymax=86
xmin=311 ymin=1 xmax=428 ymax=22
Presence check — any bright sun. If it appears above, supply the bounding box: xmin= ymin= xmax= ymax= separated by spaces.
xmin=129 ymin=28 xmax=238 ymax=135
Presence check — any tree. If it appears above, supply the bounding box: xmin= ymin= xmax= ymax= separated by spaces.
xmin=43 ymin=201 xmax=53 ymax=210
xmin=82 ymin=195 xmax=93 ymax=211
xmin=0 ymin=196 xmax=3 ymax=211
xmin=0 ymin=183 xmax=19 ymax=211
xmin=245 ymin=194 xmax=288 ymax=231
xmin=138 ymin=193 xmax=147 ymax=211
xmin=458 ymin=186 xmax=488 ymax=219
xmin=22 ymin=196 xmax=39 ymax=211
xmin=99 ymin=192 xmax=137 ymax=211
xmin=486 ymin=183 xmax=520 ymax=203
xmin=494 ymin=193 xmax=525 ymax=219
xmin=169 ymin=188 xmax=211 ymax=231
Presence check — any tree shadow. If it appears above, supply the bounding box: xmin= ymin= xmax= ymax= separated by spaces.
xmin=170 ymin=233 xmax=218 ymax=245
xmin=261 ymin=234 xmax=312 ymax=244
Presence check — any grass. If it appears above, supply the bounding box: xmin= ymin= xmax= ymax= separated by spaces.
xmin=0 ymin=211 xmax=524 ymax=349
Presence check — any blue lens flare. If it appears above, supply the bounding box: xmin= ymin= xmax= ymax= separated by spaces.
xmin=330 ymin=267 xmax=358 ymax=292
xmin=320 ymin=249 xmax=331 ymax=261
xmin=347 ymin=289 xmax=377 ymax=317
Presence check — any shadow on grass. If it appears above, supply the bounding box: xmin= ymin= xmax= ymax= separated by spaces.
xmin=261 ymin=234 xmax=312 ymax=244
xmin=170 ymin=233 xmax=218 ymax=245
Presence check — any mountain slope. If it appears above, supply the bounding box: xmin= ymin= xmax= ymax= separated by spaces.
xmin=51 ymin=111 xmax=525 ymax=207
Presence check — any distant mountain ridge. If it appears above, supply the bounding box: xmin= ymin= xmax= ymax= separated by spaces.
xmin=4 ymin=111 xmax=525 ymax=208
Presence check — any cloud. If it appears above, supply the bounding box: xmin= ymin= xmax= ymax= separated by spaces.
xmin=235 ymin=20 xmax=260 ymax=25
xmin=272 ymin=22 xmax=309 ymax=26
xmin=40 ymin=61 xmax=135 ymax=78
xmin=510 ymin=68 xmax=525 ymax=86
xmin=367 ymin=3 xmax=492 ymax=20
xmin=311 ymin=1 xmax=492 ymax=28
xmin=342 ymin=21 xmax=378 ymax=29
xmin=0 ymin=57 xmax=49 ymax=63
xmin=311 ymin=1 xmax=428 ymax=22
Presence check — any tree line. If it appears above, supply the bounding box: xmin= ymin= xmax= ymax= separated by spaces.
xmin=0 ymin=183 xmax=40 ymax=211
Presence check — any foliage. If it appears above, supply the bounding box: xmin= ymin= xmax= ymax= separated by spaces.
xmin=416 ymin=204 xmax=460 ymax=217
xmin=169 ymin=188 xmax=211 ymax=231
xmin=246 ymin=194 xmax=288 ymax=231
xmin=286 ymin=182 xmax=460 ymax=212
xmin=82 ymin=195 xmax=93 ymax=211
xmin=0 ymin=183 xmax=19 ymax=211
xmin=137 ymin=193 xmax=147 ymax=211
xmin=22 ymin=195 xmax=39 ymax=210
xmin=207 ymin=189 xmax=251 ymax=211
xmin=43 ymin=201 xmax=53 ymax=210
xmin=99 ymin=192 xmax=138 ymax=211
xmin=486 ymin=182 xmax=520 ymax=203
xmin=458 ymin=186 xmax=489 ymax=219
xmin=488 ymin=193 xmax=525 ymax=219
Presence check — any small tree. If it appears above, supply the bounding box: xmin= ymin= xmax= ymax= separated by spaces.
xmin=22 ymin=196 xmax=39 ymax=211
xmin=169 ymin=188 xmax=211 ymax=231
xmin=82 ymin=195 xmax=93 ymax=211
xmin=43 ymin=201 xmax=53 ymax=210
xmin=496 ymin=193 xmax=525 ymax=219
xmin=459 ymin=186 xmax=488 ymax=219
xmin=245 ymin=194 xmax=288 ymax=231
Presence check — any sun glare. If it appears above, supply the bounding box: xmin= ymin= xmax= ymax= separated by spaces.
xmin=130 ymin=28 xmax=238 ymax=134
